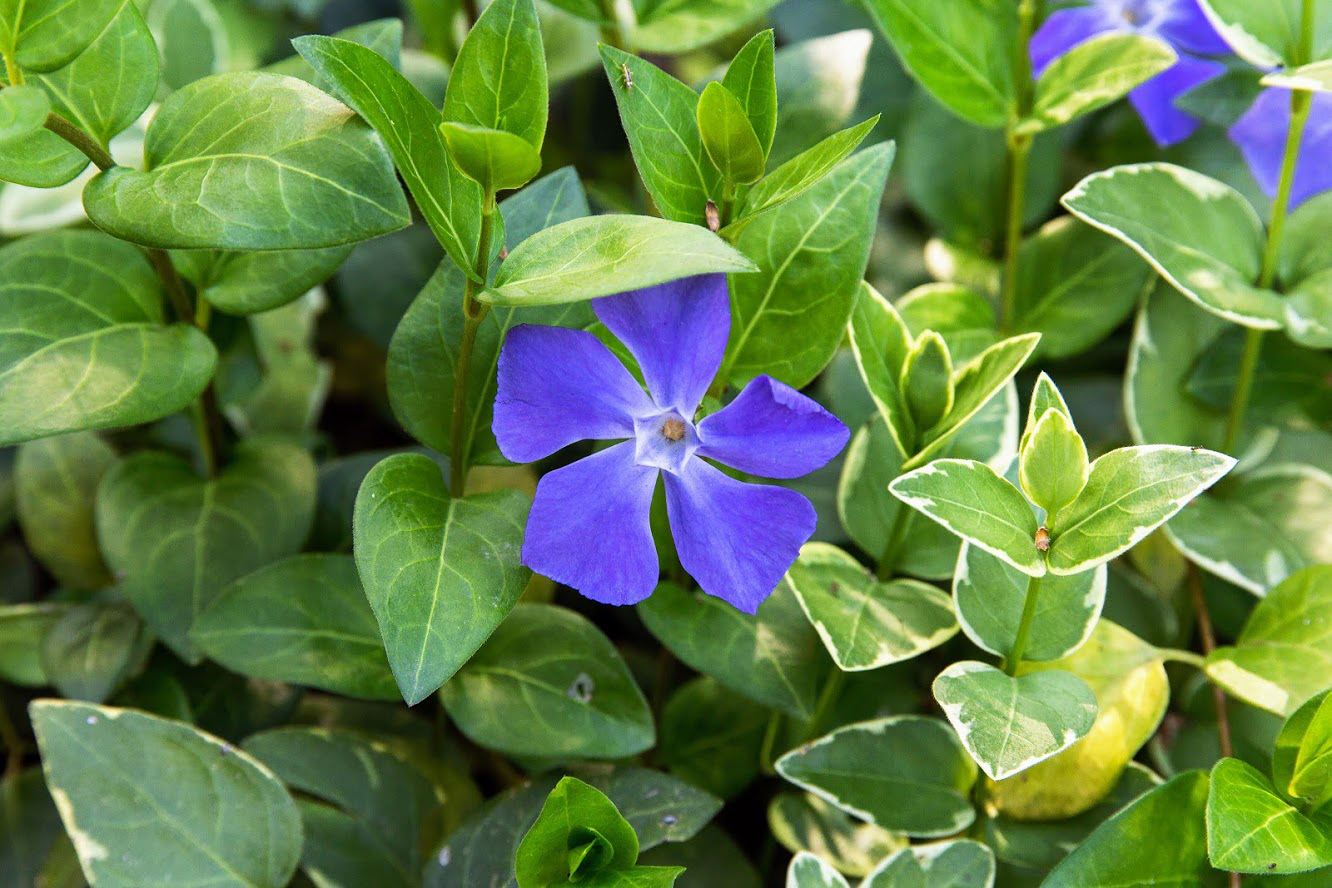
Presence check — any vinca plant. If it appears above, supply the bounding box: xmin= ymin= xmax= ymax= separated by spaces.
xmin=2 ymin=0 xmax=1332 ymax=885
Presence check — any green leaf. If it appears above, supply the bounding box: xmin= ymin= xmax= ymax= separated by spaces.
xmin=1207 ymin=758 xmax=1332 ymax=873
xmin=697 ymin=82 xmax=765 ymax=185
xmin=1062 ymin=163 xmax=1283 ymax=329
xmin=890 ymin=459 xmax=1044 ymax=577
xmin=1020 ymin=408 xmax=1089 ymax=517
xmin=1165 ymin=464 xmax=1332 ymax=597
xmin=0 ymin=121 xmax=86 ymax=187
xmin=294 ymin=34 xmax=483 ymax=280
xmin=0 ymin=768 xmax=64 ymax=888
xmin=439 ymin=122 xmax=543 ymax=192
xmin=933 ymin=662 xmax=1098 ymax=780
xmin=83 ymin=71 xmax=410 ymax=249
xmin=0 ymin=603 xmax=70 ymax=686
xmin=775 ymin=716 xmax=977 ymax=837
xmin=352 ymin=452 xmax=531 ymax=705
xmin=955 ymin=544 xmax=1105 ymax=662
xmin=600 ymin=45 xmax=720 ymax=225
xmin=388 ymin=167 xmax=589 ymax=461
xmin=785 ymin=852 xmax=848 ymax=888
xmin=1274 ymin=690 xmax=1332 ymax=812
xmin=722 ymin=29 xmax=776 ymax=158
xmin=1206 ymin=566 xmax=1332 ymax=717
xmin=768 ymin=793 xmax=905 ymax=879
xmin=0 ymin=230 xmax=217 ymax=446
xmin=440 ymin=603 xmax=655 ymax=758
xmin=1020 ymin=35 xmax=1175 ymax=134
xmin=30 ymin=0 xmax=158 ymax=146
xmin=1044 ymin=771 xmax=1211 ymax=886
xmin=480 ymin=214 xmax=756 ymax=307
xmin=0 ymin=84 xmax=48 ymax=143
xmin=659 ymin=676 xmax=768 ymax=800
xmin=516 ymin=777 xmax=639 ymax=887
xmin=899 ymin=331 xmax=954 ymax=432
xmin=734 ymin=117 xmax=877 ymax=225
xmin=266 ymin=18 xmax=403 ymax=92
xmin=1197 ymin=0 xmax=1332 ymax=68
xmin=862 ymin=0 xmax=1015 ymax=127
xmin=96 ymin=438 xmax=316 ymax=663
xmin=172 ymin=246 xmax=351 ymax=315
xmin=725 ymin=142 xmax=893 ymax=389
xmin=1012 ymin=217 xmax=1153 ymax=360
xmin=40 ymin=603 xmax=141 ymax=703
xmin=639 ymin=581 xmax=829 ymax=719
xmin=783 ymin=542 xmax=958 ymax=671
xmin=1263 ymin=59 xmax=1332 ymax=92
xmin=862 ymin=840 xmax=995 ymax=888
xmin=769 ymin=29 xmax=871 ymax=167
xmin=443 ymin=0 xmax=546 ymax=149
xmin=630 ymin=0 xmax=781 ymax=54
xmin=1287 ymin=269 xmax=1332 ymax=348
xmin=895 ymin=283 xmax=997 ymax=362
xmin=1046 ymin=445 xmax=1235 ymax=575
xmin=15 ymin=432 xmax=116 ymax=590
xmin=141 ymin=0 xmax=230 ymax=93
xmin=0 ymin=0 xmax=119 ymax=71
xmin=29 ymin=700 xmax=302 ymax=888
xmin=847 ymin=282 xmax=915 ymax=456
xmin=192 ymin=553 xmax=399 ymax=701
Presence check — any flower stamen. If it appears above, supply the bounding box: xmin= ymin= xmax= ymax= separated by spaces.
xmin=662 ymin=418 xmax=686 ymax=441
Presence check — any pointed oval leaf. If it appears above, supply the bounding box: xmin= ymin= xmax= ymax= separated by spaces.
xmin=353 ymin=452 xmax=531 ymax=705
xmin=862 ymin=839 xmax=995 ymax=888
xmin=735 ymin=117 xmax=877 ymax=224
xmin=933 ymin=661 xmax=1098 ymax=780
xmin=173 ymin=246 xmax=352 ymax=316
xmin=39 ymin=603 xmax=140 ymax=703
xmin=722 ymin=29 xmax=777 ymax=158
xmin=1021 ymin=35 xmax=1176 ymax=134
xmin=439 ymin=122 xmax=543 ymax=193
xmin=439 ymin=603 xmax=654 ymax=759
xmin=83 ymin=72 xmax=410 ymax=249
xmin=29 ymin=700 xmax=302 ymax=888
xmin=900 ymin=331 xmax=953 ymax=432
xmin=2 ymin=0 xmax=120 ymax=71
xmin=847 ymin=282 xmax=915 ymax=457
xmin=15 ymin=432 xmax=116 ymax=590
xmin=1274 ymin=690 xmax=1332 ymax=812
xmin=1207 ymin=757 xmax=1332 ymax=874
xmin=697 ymin=81 xmax=765 ymax=185
xmin=1019 ymin=408 xmax=1089 ymax=518
xmin=768 ymin=793 xmax=905 ymax=878
xmin=1197 ymin=0 xmax=1332 ymax=68
xmin=442 ymin=0 xmax=547 ymax=148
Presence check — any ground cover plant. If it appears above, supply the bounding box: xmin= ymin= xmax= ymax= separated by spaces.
xmin=1 ymin=0 xmax=1331 ymax=884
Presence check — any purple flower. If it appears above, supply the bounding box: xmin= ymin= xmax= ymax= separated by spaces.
xmin=1030 ymin=0 xmax=1228 ymax=145
xmin=1229 ymin=88 xmax=1332 ymax=211
xmin=493 ymin=274 xmax=849 ymax=614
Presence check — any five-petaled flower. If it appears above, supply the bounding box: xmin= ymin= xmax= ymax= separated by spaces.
xmin=493 ymin=274 xmax=849 ymax=614
xmin=1030 ymin=0 xmax=1229 ymax=146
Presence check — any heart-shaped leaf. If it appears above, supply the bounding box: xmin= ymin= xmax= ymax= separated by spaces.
xmin=352 ymin=452 xmax=531 ymax=705
xmin=933 ymin=661 xmax=1097 ymax=780
xmin=96 ymin=439 xmax=316 ymax=663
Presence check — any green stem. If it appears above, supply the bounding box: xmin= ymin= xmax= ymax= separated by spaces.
xmin=1005 ymin=571 xmax=1044 ymax=675
xmin=998 ymin=0 xmax=1039 ymax=334
xmin=599 ymin=0 xmax=625 ymax=50
xmin=875 ymin=503 xmax=913 ymax=580
xmin=758 ymin=710 xmax=783 ymax=775
xmin=802 ymin=667 xmax=846 ymax=743
xmin=720 ymin=179 xmax=735 ymax=229
xmin=450 ymin=193 xmax=497 ymax=496
xmin=44 ymin=111 xmax=115 ymax=171
xmin=2 ymin=50 xmax=22 ymax=86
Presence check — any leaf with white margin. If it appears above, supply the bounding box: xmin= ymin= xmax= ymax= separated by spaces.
xmin=1062 ymin=163 xmax=1283 ymax=329
xmin=933 ymin=661 xmax=1097 ymax=781
xmin=784 ymin=543 xmax=958 ymax=671
xmin=1045 ymin=445 xmax=1235 ymax=576
xmin=786 ymin=851 xmax=849 ymax=888
xmin=1197 ymin=0 xmax=1332 ymax=69
xmin=775 ymin=716 xmax=977 ymax=837
xmin=1166 ymin=463 xmax=1332 ymax=596
xmin=1286 ymin=269 xmax=1332 ymax=349
xmin=1207 ymin=757 xmax=1332 ymax=874
xmin=1020 ymin=34 xmax=1175 ymax=134
xmin=847 ymin=281 xmax=914 ymax=457
xmin=29 ymin=700 xmax=302 ymax=888
xmin=1206 ymin=565 xmax=1332 ymax=717
xmin=1264 ymin=59 xmax=1332 ymax=93
xmin=767 ymin=792 xmax=905 ymax=878
xmin=862 ymin=839 xmax=995 ymax=888
xmin=954 ymin=543 xmax=1105 ymax=662
xmin=890 ymin=459 xmax=1044 ymax=577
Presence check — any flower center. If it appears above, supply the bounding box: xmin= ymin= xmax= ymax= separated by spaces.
xmin=1114 ymin=0 xmax=1167 ymax=30
xmin=633 ymin=410 xmax=699 ymax=475
xmin=662 ymin=418 xmax=686 ymax=441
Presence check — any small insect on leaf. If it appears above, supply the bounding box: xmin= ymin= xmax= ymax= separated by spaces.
xmin=1035 ymin=526 xmax=1051 ymax=552
xmin=620 ymin=62 xmax=633 ymax=91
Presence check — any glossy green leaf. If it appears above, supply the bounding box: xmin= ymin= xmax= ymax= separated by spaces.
xmin=388 ymin=167 xmax=589 ymax=461
xmin=659 ymin=676 xmax=768 ymax=801
xmin=601 ymin=45 xmax=719 ymax=225
xmin=440 ymin=603 xmax=655 ymax=758
xmin=516 ymin=777 xmax=639 ymax=887
xmin=0 ymin=83 xmax=48 ymax=143
xmin=266 ymin=18 xmax=403 ymax=90
xmin=767 ymin=793 xmax=904 ymax=879
xmin=895 ymin=282 xmax=998 ymax=362
xmin=83 ymin=71 xmax=410 ymax=249
xmin=639 ymin=580 xmax=829 ymax=719
xmin=1264 ymin=59 xmax=1332 ymax=92
xmin=1020 ymin=408 xmax=1089 ymax=517
xmin=1046 ymin=445 xmax=1235 ymax=576
xmin=0 ymin=111 xmax=86 ymax=187
xmin=481 ymin=214 xmax=755 ymax=307
xmin=862 ymin=0 xmax=1014 ymax=126
xmin=890 ymin=459 xmax=1044 ymax=577
xmin=172 ymin=246 xmax=351 ymax=315
xmin=1021 ymin=35 xmax=1175 ymax=134
xmin=769 ymin=29 xmax=871 ymax=166
xmin=30 ymin=700 xmax=302 ymax=888
xmin=847 ymin=282 xmax=915 ymax=457
xmin=192 ymin=553 xmax=399 ymax=701
xmin=784 ymin=542 xmax=958 ymax=671
xmin=630 ymin=0 xmax=781 ymax=53
xmin=862 ymin=839 xmax=995 ymax=888
xmin=1207 ymin=757 xmax=1332 ymax=873
xmin=141 ymin=0 xmax=229 ymax=93
xmin=1044 ymin=771 xmax=1211 ymax=886
xmin=439 ymin=122 xmax=543 ymax=192
xmin=1207 ymin=566 xmax=1332 ymax=717
xmin=15 ymin=432 xmax=116 ymax=590
xmin=1062 ymin=163 xmax=1282 ymax=329
xmin=96 ymin=439 xmax=317 ymax=663
xmin=933 ymin=662 xmax=1098 ymax=780
xmin=900 ymin=332 xmax=953 ymax=432
xmin=697 ymin=81 xmax=764 ymax=185
xmin=786 ymin=852 xmax=848 ymax=888
xmin=0 ymin=603 xmax=69 ymax=686
xmin=0 ymin=230 xmax=217 ymax=446
xmin=1197 ymin=0 xmax=1332 ymax=68
xmin=1287 ymin=269 xmax=1332 ymax=348
xmin=722 ymin=29 xmax=776 ymax=158
xmin=40 ymin=602 xmax=140 ymax=703
xmin=0 ymin=0 xmax=119 ymax=71
xmin=735 ymin=117 xmax=878 ymax=225
xmin=443 ymin=0 xmax=546 ymax=148
xmin=725 ymin=142 xmax=893 ymax=389
xmin=775 ymin=716 xmax=977 ymax=837
xmin=1275 ymin=690 xmax=1332 ymax=812
xmin=954 ymin=544 xmax=1105 ymax=662
xmin=294 ymin=34 xmax=483 ymax=279
xmin=353 ymin=453 xmax=531 ymax=705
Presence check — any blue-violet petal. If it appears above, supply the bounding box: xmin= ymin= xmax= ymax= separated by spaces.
xmin=696 ymin=375 xmax=849 ymax=479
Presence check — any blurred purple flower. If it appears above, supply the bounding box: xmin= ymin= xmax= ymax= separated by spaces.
xmin=493 ymin=274 xmax=848 ymax=614
xmin=1030 ymin=0 xmax=1228 ymax=145
xmin=1228 ymin=88 xmax=1332 ymax=211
